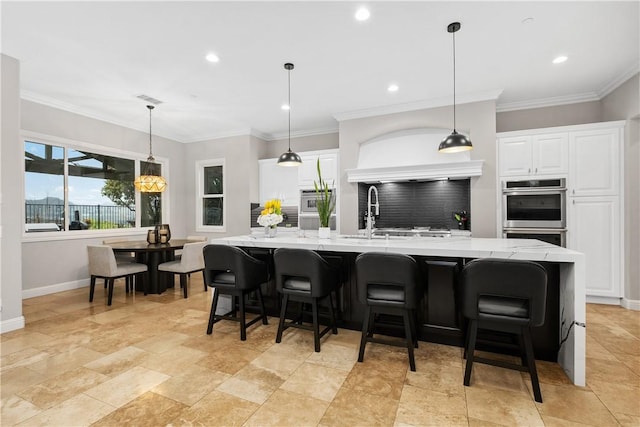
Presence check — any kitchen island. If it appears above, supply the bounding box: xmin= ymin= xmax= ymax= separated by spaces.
xmin=210 ymin=233 xmax=585 ymax=386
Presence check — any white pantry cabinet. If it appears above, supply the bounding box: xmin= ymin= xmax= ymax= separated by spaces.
xmin=568 ymin=196 xmax=621 ymax=298
xmin=498 ymin=132 xmax=568 ymax=177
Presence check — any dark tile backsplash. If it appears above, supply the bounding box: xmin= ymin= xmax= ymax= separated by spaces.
xmin=358 ymin=180 xmax=470 ymax=230
xmin=250 ymin=204 xmax=298 ymax=228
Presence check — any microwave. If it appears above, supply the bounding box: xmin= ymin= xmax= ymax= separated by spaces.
xmin=502 ymin=178 xmax=567 ymax=229
xmin=300 ymin=189 xmax=334 ymax=214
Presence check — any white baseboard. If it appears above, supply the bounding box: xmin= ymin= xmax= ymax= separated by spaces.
xmin=586 ymin=295 xmax=622 ymax=305
xmin=0 ymin=316 xmax=25 ymax=334
xmin=621 ymin=298 xmax=640 ymax=311
xmin=22 ymin=279 xmax=90 ymax=299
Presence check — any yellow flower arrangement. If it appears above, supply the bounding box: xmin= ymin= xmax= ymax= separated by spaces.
xmin=257 ymin=199 xmax=283 ymax=227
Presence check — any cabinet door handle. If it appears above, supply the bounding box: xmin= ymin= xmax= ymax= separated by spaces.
xmin=572 ymin=189 xmax=575 ymax=195
xmin=535 ymin=167 xmax=538 ymax=173
xmin=528 ymin=168 xmax=531 ymax=173
xmin=573 ymin=199 xmax=575 ymax=205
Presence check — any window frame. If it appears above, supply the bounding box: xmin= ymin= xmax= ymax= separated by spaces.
xmin=21 ymin=131 xmax=170 ymax=241
xmin=195 ymin=158 xmax=226 ymax=233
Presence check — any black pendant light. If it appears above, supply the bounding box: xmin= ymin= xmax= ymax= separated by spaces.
xmin=277 ymin=62 xmax=302 ymax=167
xmin=439 ymin=22 xmax=473 ymax=153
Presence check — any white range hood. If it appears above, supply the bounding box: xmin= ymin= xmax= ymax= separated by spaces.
xmin=346 ymin=128 xmax=483 ymax=183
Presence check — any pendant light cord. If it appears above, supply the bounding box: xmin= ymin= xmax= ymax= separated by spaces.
xmin=147 ymin=105 xmax=155 ymax=162
xmin=452 ymin=29 xmax=456 ymax=132
xmin=288 ymin=67 xmax=292 ymax=150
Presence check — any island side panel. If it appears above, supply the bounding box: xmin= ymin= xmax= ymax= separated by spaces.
xmin=559 ymin=256 xmax=587 ymax=386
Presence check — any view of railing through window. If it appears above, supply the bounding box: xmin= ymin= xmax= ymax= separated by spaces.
xmin=25 ymin=202 xmax=135 ymax=230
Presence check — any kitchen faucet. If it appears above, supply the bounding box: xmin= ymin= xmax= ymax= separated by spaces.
xmin=366 ymin=185 xmax=379 ymax=239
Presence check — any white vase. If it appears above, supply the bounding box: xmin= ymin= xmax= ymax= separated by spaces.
xmin=318 ymin=227 xmax=331 ymax=239
xmin=264 ymin=226 xmax=277 ymax=238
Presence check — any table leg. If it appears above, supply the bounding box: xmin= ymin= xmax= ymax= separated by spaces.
xmin=147 ymin=252 xmax=162 ymax=294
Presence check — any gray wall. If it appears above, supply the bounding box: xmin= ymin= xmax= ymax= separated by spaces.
xmin=338 ymin=100 xmax=497 ymax=237
xmin=19 ymin=101 xmax=187 ymax=292
xmin=264 ymin=133 xmax=339 ymax=159
xmin=601 ymin=74 xmax=640 ymax=301
xmin=183 ymin=135 xmax=257 ymax=239
xmin=1 ymin=55 xmax=24 ymax=330
xmin=496 ymin=101 xmax=603 ymax=133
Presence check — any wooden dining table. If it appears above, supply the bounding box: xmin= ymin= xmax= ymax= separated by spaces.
xmin=107 ymin=239 xmax=197 ymax=294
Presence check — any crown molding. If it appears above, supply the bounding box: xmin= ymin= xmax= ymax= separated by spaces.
xmin=265 ymin=126 xmax=339 ymax=142
xmin=333 ymin=89 xmax=503 ymax=122
xmin=597 ymin=62 xmax=640 ymax=99
xmin=495 ymin=92 xmax=600 ymax=113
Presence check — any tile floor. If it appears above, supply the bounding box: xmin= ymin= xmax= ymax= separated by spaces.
xmin=1 ymin=277 xmax=639 ymax=426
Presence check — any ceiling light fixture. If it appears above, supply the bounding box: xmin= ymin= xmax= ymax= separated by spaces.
xmin=277 ymin=63 xmax=302 ymax=167
xmin=439 ymin=22 xmax=473 ymax=154
xmin=387 ymin=84 xmax=399 ymax=92
xmin=355 ymin=7 xmax=370 ymax=21
xmin=205 ymin=53 xmax=219 ymax=63
xmin=134 ymin=105 xmax=167 ymax=192
xmin=553 ymin=55 xmax=568 ymax=64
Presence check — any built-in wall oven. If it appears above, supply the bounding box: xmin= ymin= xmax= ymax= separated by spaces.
xmin=502 ymin=178 xmax=567 ymax=247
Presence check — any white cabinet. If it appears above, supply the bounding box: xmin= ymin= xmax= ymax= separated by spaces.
xmin=568 ymin=196 xmax=621 ymax=298
xmin=258 ymin=149 xmax=338 ymax=206
xmin=569 ymin=128 xmax=620 ymax=197
xmin=258 ymin=159 xmax=299 ymax=206
xmin=298 ymin=152 xmax=338 ymax=188
xmin=498 ymin=132 xmax=568 ymax=177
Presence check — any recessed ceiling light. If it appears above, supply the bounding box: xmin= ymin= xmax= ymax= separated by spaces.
xmin=205 ymin=53 xmax=219 ymax=63
xmin=387 ymin=84 xmax=399 ymax=92
xmin=553 ymin=55 xmax=568 ymax=64
xmin=355 ymin=7 xmax=370 ymax=21
xmin=521 ymin=17 xmax=534 ymax=24
xmin=281 ymin=104 xmax=290 ymax=110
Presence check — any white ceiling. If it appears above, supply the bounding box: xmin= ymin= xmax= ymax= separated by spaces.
xmin=2 ymin=1 xmax=638 ymax=143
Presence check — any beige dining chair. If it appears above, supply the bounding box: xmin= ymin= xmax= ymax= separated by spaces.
xmin=87 ymin=245 xmax=148 ymax=306
xmin=102 ymin=237 xmax=137 ymax=291
xmin=158 ymin=241 xmax=207 ymax=298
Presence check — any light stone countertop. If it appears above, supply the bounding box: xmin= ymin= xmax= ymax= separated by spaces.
xmin=211 ymin=233 xmax=583 ymax=264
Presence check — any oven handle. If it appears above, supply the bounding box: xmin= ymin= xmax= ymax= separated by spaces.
xmin=502 ymin=188 xmax=567 ymax=195
xmin=503 ymin=227 xmax=567 ymax=233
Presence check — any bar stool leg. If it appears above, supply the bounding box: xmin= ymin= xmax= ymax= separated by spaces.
xmin=257 ymin=287 xmax=268 ymax=325
xmin=312 ymin=298 xmax=320 ymax=352
xmin=276 ymin=294 xmax=289 ymax=343
xmin=328 ymin=292 xmax=338 ymax=334
xmin=522 ymin=326 xmax=543 ymax=403
xmin=239 ymin=293 xmax=247 ymax=341
xmin=358 ymin=306 xmax=372 ymax=363
xmin=207 ymin=289 xmax=219 ymax=335
xmin=464 ymin=319 xmax=478 ymax=386
xmin=403 ymin=310 xmax=416 ymax=372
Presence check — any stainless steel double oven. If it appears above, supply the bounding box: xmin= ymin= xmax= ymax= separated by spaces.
xmin=502 ymin=178 xmax=567 ymax=247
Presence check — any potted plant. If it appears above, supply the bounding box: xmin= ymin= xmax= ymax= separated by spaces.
xmin=314 ymin=158 xmax=336 ymax=239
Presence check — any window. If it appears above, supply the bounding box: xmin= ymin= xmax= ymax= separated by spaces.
xmin=196 ymin=159 xmax=225 ymax=231
xmin=24 ymin=137 xmax=166 ymax=233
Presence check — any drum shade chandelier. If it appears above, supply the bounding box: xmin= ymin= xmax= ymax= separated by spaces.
xmin=439 ymin=22 xmax=473 ymax=153
xmin=134 ymin=105 xmax=167 ymax=192
xmin=277 ymin=63 xmax=302 ymax=167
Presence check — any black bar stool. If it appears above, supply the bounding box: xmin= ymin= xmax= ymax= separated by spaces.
xmin=203 ymin=245 xmax=269 ymax=341
xmin=355 ymin=252 xmax=424 ymax=371
xmin=273 ymin=248 xmax=342 ymax=352
xmin=460 ymin=258 xmax=547 ymax=403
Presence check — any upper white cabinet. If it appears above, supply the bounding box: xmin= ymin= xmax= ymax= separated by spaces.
xmin=298 ymin=152 xmax=338 ymax=189
xmin=569 ymin=128 xmax=621 ymax=197
xmin=258 ymin=149 xmax=338 ymax=206
xmin=258 ymin=159 xmax=299 ymax=206
xmin=498 ymin=132 xmax=568 ymax=177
